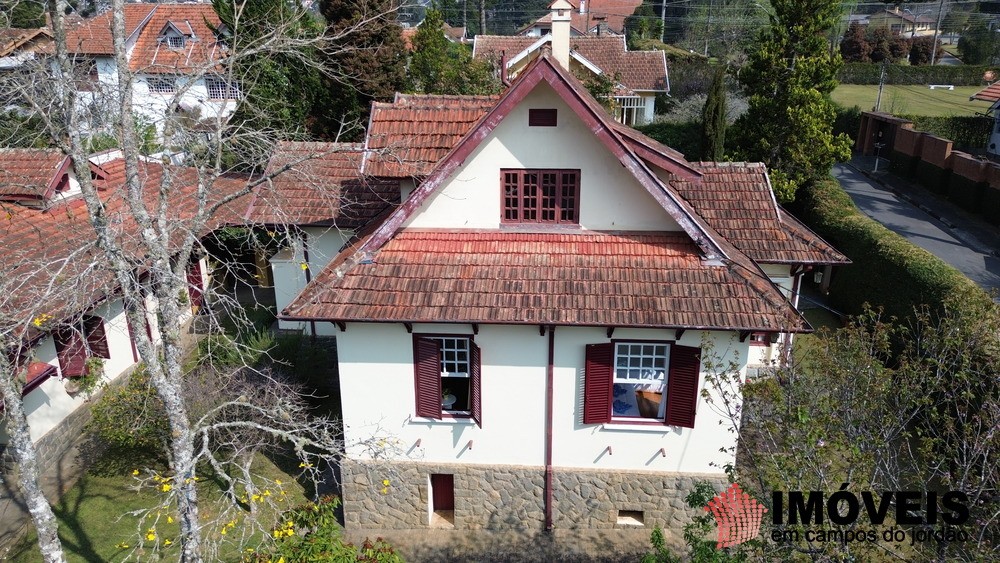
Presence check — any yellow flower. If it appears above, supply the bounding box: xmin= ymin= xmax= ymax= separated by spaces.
xmin=382 ymin=479 xmax=390 ymax=486
xmin=278 ymin=558 xmax=286 ymax=563
xmin=300 ymin=263 xmax=309 ymax=271
xmin=164 ymin=539 xmax=172 ymax=546
xmin=274 ymin=479 xmax=282 ymax=485
xmin=167 ymin=516 xmax=173 ymax=524
xmin=161 ymin=484 xmax=171 ymax=492
xmin=146 ymin=532 xmax=156 ymax=541
xmin=251 ymin=494 xmax=261 ymax=501
xmin=381 ymin=487 xmax=388 ymax=495
xmin=132 ymin=469 xmax=139 ymax=476
xmin=298 ymin=462 xmax=312 ymax=468
xmin=220 ymin=528 xmax=227 ymax=535
xmin=115 ymin=542 xmax=129 ymax=549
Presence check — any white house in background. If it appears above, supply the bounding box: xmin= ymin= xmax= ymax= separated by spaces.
xmin=474 ymin=2 xmax=668 ymax=126
xmin=518 ymin=0 xmax=642 ymax=37
xmin=280 ymin=43 xmax=846 ymax=531
xmin=63 ymin=3 xmax=238 ymax=137
xmin=0 ymin=148 xmax=215 ymax=472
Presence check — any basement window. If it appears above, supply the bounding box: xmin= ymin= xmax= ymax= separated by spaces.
xmin=528 ymin=108 xmax=557 ymax=127
xmin=617 ymin=510 xmax=645 ymax=527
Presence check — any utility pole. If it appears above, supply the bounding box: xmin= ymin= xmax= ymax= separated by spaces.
xmin=479 ymin=0 xmax=486 ymax=35
xmin=661 ymin=0 xmax=667 ymax=43
xmin=931 ymin=0 xmax=945 ymax=65
xmin=875 ymin=59 xmax=886 ymax=111
xmin=463 ymin=0 xmax=467 ymax=33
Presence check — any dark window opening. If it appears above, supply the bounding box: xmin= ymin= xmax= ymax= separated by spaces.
xmin=529 ymin=108 xmax=557 ymax=127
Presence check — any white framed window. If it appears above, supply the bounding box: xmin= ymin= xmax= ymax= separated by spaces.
xmin=148 ymin=76 xmax=175 ymax=94
xmin=611 ymin=342 xmax=668 ymax=419
xmin=205 ymin=77 xmax=241 ymax=100
xmin=166 ymin=35 xmax=184 ymax=49
xmin=413 ymin=335 xmax=481 ymax=423
xmin=614 ymin=96 xmax=645 ymax=126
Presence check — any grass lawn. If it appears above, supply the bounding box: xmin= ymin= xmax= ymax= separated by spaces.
xmin=831 ymin=84 xmax=992 ymax=116
xmin=6 ymin=454 xmax=308 ymax=562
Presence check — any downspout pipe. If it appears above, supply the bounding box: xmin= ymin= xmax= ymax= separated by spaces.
xmin=299 ymin=228 xmax=317 ymax=338
xmin=544 ymin=325 xmax=555 ymax=530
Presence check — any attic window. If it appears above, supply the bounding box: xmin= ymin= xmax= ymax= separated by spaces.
xmin=166 ymin=35 xmax=184 ymax=49
xmin=529 ymin=109 xmax=557 ymax=127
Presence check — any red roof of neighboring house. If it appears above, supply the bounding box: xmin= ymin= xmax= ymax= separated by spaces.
xmin=363 ymin=93 xmax=499 ymax=177
xmin=401 ymin=23 xmax=467 ymax=50
xmin=64 ymin=3 xmax=157 ymax=56
xmin=282 ymin=230 xmax=805 ymax=331
xmin=473 ymin=35 xmax=668 ymax=92
xmin=525 ymin=0 xmax=643 ymax=35
xmin=971 ymin=80 xmax=1000 ymax=103
xmin=0 ymin=149 xmax=71 ymax=200
xmin=128 ymin=4 xmax=224 ymax=74
xmin=246 ymin=142 xmax=398 ymax=227
xmin=0 ymin=27 xmax=52 ymax=57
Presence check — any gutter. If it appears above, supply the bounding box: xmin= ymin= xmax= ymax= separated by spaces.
xmin=544 ymin=325 xmax=555 ymax=531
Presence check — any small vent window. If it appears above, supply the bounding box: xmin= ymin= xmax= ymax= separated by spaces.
xmin=528 ymin=108 xmax=557 ymax=127
xmin=617 ymin=510 xmax=645 ymax=527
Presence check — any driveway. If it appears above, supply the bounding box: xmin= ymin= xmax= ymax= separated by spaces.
xmin=831 ymin=161 xmax=1000 ymax=294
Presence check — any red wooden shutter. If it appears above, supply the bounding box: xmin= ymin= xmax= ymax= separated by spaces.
xmin=54 ymin=328 xmax=87 ymax=377
xmin=186 ymin=260 xmax=204 ymax=309
xmin=665 ymin=345 xmax=701 ymax=428
xmin=413 ymin=337 xmax=442 ymax=419
xmin=83 ymin=315 xmax=111 ymax=359
xmin=470 ymin=341 xmax=482 ymax=428
xmin=583 ymin=343 xmax=613 ymax=424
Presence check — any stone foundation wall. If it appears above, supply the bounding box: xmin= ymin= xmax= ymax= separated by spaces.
xmin=342 ymin=459 xmax=727 ymax=531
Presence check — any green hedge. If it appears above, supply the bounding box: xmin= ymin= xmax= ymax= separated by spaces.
xmin=838 ymin=63 xmax=999 ymax=85
xmin=899 ymin=115 xmax=992 ymax=149
xmin=794 ymin=178 xmax=989 ymax=321
xmin=635 ymin=121 xmax=702 ymax=160
xmin=833 ymin=104 xmax=863 ymax=141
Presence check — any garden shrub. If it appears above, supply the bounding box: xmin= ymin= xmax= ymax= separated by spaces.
xmin=838 ymin=63 xmax=999 ymax=85
xmin=635 ymin=121 xmax=702 ymax=160
xmin=87 ymin=365 xmax=170 ymax=472
xmin=900 ymin=115 xmax=992 ymax=150
xmin=794 ymin=178 xmax=990 ymax=322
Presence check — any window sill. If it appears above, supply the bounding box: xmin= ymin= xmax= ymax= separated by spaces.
xmin=601 ymin=422 xmax=672 ymax=433
xmin=410 ymin=416 xmax=477 ymax=425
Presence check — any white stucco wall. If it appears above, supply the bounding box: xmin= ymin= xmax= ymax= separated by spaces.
xmin=132 ymin=74 xmax=236 ymax=136
xmin=272 ymin=228 xmax=352 ymax=330
xmin=336 ymin=323 xmax=745 ymax=474
xmin=403 ymin=83 xmax=682 ymax=232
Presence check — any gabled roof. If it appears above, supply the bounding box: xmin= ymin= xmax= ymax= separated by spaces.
xmin=64 ymin=3 xmax=157 ymax=56
xmin=971 ymin=80 xmax=1000 ymax=103
xmin=129 ymin=4 xmax=224 ymax=74
xmin=522 ymin=0 xmax=643 ymax=35
xmin=363 ymin=94 xmax=499 ymax=177
xmin=0 ymin=27 xmax=52 ymax=57
xmin=245 ymin=142 xmax=398 ymax=227
xmin=473 ymin=35 xmax=668 ymax=93
xmin=0 ymin=149 xmax=71 ymax=201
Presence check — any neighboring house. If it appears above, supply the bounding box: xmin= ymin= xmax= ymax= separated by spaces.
xmin=474 ymin=4 xmax=667 ymax=126
xmin=279 ymin=36 xmax=845 ymax=531
xmin=970 ymin=82 xmax=1000 ymax=156
xmin=0 ymin=27 xmax=52 ymax=71
xmin=242 ymin=142 xmax=399 ymax=330
xmin=519 ymin=0 xmax=642 ymax=37
xmin=0 ymin=148 xmax=221 ymax=473
xmin=867 ymin=8 xmax=937 ymax=38
xmin=401 ymin=21 xmax=467 ymax=50
xmin=63 ymin=3 xmax=237 ymax=136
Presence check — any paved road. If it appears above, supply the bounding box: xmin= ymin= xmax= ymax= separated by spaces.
xmin=831 ymin=162 xmax=1000 ymax=294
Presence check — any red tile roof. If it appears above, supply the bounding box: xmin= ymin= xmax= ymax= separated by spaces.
xmin=282 ymin=230 xmax=806 ymax=331
xmin=246 ymin=142 xmax=398 ymax=227
xmin=363 ymin=94 xmax=498 ymax=177
xmin=0 ymin=149 xmax=70 ymax=200
xmin=473 ymin=35 xmax=668 ymax=92
xmin=0 ymin=27 xmax=52 ymax=57
xmin=128 ymin=4 xmax=224 ymax=74
xmin=64 ymin=3 xmax=156 ymax=56
xmin=971 ymin=80 xmax=1000 ymax=103
xmin=526 ymin=0 xmax=643 ymax=35
xmin=675 ymin=162 xmax=849 ymax=265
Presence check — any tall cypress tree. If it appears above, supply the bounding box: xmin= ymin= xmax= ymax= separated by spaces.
xmin=316 ymin=0 xmax=407 ymax=141
xmin=700 ymin=65 xmax=727 ymax=161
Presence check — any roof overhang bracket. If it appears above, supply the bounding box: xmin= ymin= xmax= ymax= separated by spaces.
xmin=539 ymin=325 xmax=546 ymax=336
xmin=333 ymin=321 xmax=346 ymax=333
xmin=403 ymin=322 xmax=413 ymax=334
xmin=674 ymin=329 xmax=685 ymax=341
xmin=606 ymin=327 xmax=615 ymax=339
xmin=739 ymin=331 xmax=751 ymax=343
xmin=791 ymin=265 xmax=805 ymax=277
xmin=471 ymin=323 xmax=479 ymax=335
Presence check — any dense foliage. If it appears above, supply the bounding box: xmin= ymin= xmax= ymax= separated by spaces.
xmin=700 ymin=65 xmax=727 ymax=161
xmin=901 ymin=114 xmax=992 ymax=149
xmin=407 ymin=9 xmax=500 ymax=96
xmin=959 ymin=22 xmax=1000 ymax=65
xmin=732 ymin=0 xmax=851 ymax=202
xmin=837 ymin=62 xmax=999 ymax=85
xmin=635 ymin=121 xmax=702 ymax=160
xmin=2 ymin=0 xmax=44 ymax=28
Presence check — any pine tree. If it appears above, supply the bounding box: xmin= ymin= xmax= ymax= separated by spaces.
xmin=700 ymin=65 xmax=727 ymax=161
xmin=732 ymin=0 xmax=851 ymax=202
xmin=409 ymin=9 xmax=500 ymax=96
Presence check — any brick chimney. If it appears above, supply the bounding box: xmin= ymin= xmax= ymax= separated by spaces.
xmin=550 ymin=0 xmax=572 ymax=70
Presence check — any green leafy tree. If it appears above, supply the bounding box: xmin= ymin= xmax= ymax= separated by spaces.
xmin=407 ymin=8 xmax=499 ymax=96
xmin=959 ymin=23 xmax=1000 ymax=65
xmin=701 ymin=65 xmax=727 ymax=161
xmin=2 ymin=0 xmax=45 ymax=28
xmin=316 ymin=0 xmax=407 ymax=140
xmin=909 ymin=35 xmax=940 ymax=66
xmin=626 ymin=2 xmax=665 ymax=47
xmin=732 ymin=0 xmax=851 ymax=202
xmin=839 ymin=22 xmax=871 ymax=62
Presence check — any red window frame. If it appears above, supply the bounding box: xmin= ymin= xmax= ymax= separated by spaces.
xmin=501 ymin=169 xmax=580 ymax=224
xmin=583 ymin=341 xmax=701 ymax=428
xmin=412 ymin=334 xmax=482 ymax=427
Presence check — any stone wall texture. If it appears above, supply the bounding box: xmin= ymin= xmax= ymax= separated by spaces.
xmin=342 ymin=459 xmax=728 ymax=531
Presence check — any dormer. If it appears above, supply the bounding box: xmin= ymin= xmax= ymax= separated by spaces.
xmin=0 ymin=149 xmax=82 ymax=210
xmin=158 ymin=20 xmax=196 ymax=50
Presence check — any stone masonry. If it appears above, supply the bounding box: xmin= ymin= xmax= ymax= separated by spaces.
xmin=342 ymin=459 xmax=727 ymax=531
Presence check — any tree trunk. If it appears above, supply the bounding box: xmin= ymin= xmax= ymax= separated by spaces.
xmin=0 ymin=361 xmax=67 ymax=563
xmin=479 ymin=0 xmax=486 ymax=35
